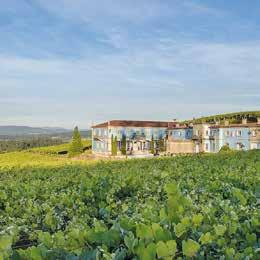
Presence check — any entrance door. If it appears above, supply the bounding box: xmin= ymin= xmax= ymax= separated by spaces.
xmin=133 ymin=142 xmax=138 ymax=151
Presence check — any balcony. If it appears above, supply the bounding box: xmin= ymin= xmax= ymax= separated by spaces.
xmin=192 ymin=135 xmax=200 ymax=140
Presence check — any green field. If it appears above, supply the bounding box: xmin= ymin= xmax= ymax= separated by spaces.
xmin=29 ymin=139 xmax=91 ymax=155
xmin=0 ymin=140 xmax=93 ymax=168
xmin=0 ymin=150 xmax=259 ymax=259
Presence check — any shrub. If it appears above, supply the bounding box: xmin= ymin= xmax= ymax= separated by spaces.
xmin=219 ymin=144 xmax=232 ymax=153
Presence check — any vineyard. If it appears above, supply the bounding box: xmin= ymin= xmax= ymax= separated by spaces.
xmin=0 ymin=140 xmax=92 ymax=168
xmin=30 ymin=139 xmax=91 ymax=155
xmin=182 ymin=110 xmax=260 ymax=124
xmin=0 ymin=151 xmax=259 ymax=259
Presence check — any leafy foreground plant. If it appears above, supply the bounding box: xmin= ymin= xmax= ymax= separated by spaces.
xmin=0 ymin=150 xmax=259 ymax=259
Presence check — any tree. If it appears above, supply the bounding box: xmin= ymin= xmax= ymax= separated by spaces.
xmin=111 ymin=135 xmax=118 ymax=156
xmin=121 ymin=134 xmax=127 ymax=155
xmin=111 ymin=134 xmax=114 ymax=155
xmin=158 ymin=137 xmax=166 ymax=152
xmin=69 ymin=126 xmax=83 ymax=156
xmin=150 ymin=135 xmax=155 ymax=154
xmin=114 ymin=136 xmax=118 ymax=155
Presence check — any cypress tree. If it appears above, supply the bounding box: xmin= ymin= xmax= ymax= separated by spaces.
xmin=111 ymin=134 xmax=114 ymax=155
xmin=114 ymin=136 xmax=118 ymax=155
xmin=69 ymin=126 xmax=83 ymax=156
xmin=121 ymin=134 xmax=127 ymax=155
xmin=158 ymin=137 xmax=166 ymax=152
xmin=150 ymin=135 xmax=155 ymax=154
xmin=111 ymin=135 xmax=118 ymax=156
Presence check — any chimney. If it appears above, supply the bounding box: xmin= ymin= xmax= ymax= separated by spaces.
xmin=224 ymin=119 xmax=229 ymax=126
xmin=242 ymin=118 xmax=247 ymax=125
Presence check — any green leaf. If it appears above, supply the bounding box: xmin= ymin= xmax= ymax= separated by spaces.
xmin=113 ymin=248 xmax=128 ymax=260
xmin=0 ymin=235 xmax=12 ymax=251
xmin=232 ymin=188 xmax=247 ymax=206
xmin=192 ymin=214 xmax=203 ymax=226
xmin=174 ymin=223 xmax=187 ymax=238
xmin=165 ymin=182 xmax=179 ymax=196
xmin=44 ymin=212 xmax=57 ymax=230
xmin=217 ymin=238 xmax=225 ymax=247
xmin=156 ymin=241 xmax=168 ymax=258
xmin=246 ymin=233 xmax=256 ymax=246
xmin=94 ymin=219 xmax=107 ymax=232
xmin=182 ymin=239 xmax=200 ymax=257
xmin=124 ymin=232 xmax=138 ymax=252
xmin=0 ymin=191 xmax=7 ymax=201
xmin=156 ymin=240 xmax=177 ymax=259
xmin=214 ymin=224 xmax=227 ymax=236
xmin=159 ymin=208 xmax=167 ymax=221
xmin=229 ymin=221 xmax=238 ymax=234
xmin=54 ymin=231 xmax=65 ymax=248
xmin=152 ymin=223 xmax=171 ymax=242
xmin=80 ymin=249 xmax=99 ymax=260
xmin=30 ymin=247 xmax=42 ymax=260
xmin=38 ymin=232 xmax=53 ymax=248
xmin=104 ymin=229 xmax=121 ymax=247
xmin=166 ymin=240 xmax=177 ymax=257
xmin=199 ymin=232 xmax=212 ymax=245
xmin=139 ymin=243 xmax=156 ymax=260
xmin=136 ymin=224 xmax=153 ymax=240
xmin=225 ymin=247 xmax=235 ymax=258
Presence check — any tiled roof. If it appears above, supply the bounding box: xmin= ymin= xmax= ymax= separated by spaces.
xmin=92 ymin=120 xmax=175 ymax=128
xmin=168 ymin=125 xmax=192 ymax=130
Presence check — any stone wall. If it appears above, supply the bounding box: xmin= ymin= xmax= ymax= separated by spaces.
xmin=167 ymin=140 xmax=194 ymax=154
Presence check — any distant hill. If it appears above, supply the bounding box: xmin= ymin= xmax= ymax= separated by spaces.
xmin=0 ymin=126 xmax=70 ymax=136
xmin=0 ymin=126 xmax=91 ymax=140
xmin=183 ymin=111 xmax=260 ymax=124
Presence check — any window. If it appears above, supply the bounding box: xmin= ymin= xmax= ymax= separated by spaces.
xmin=252 ymin=130 xmax=257 ymax=137
xmin=225 ymin=130 xmax=230 ymax=137
xmin=178 ymin=131 xmax=182 ymax=137
xmin=205 ymin=143 xmax=209 ymax=151
xmin=205 ymin=130 xmax=209 ymax=136
xmin=237 ymin=130 xmax=242 ymax=137
xmin=231 ymin=131 xmax=235 ymax=137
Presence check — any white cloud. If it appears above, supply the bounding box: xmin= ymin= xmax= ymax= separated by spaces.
xmin=1 ymin=38 xmax=260 ymax=127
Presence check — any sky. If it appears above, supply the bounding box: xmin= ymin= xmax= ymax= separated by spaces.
xmin=0 ymin=0 xmax=260 ymax=129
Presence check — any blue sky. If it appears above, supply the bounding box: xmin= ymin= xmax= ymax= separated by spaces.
xmin=0 ymin=0 xmax=260 ymax=128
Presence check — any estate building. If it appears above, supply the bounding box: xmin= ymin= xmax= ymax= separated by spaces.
xmin=92 ymin=120 xmax=174 ymax=156
xmin=92 ymin=117 xmax=260 ymax=156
